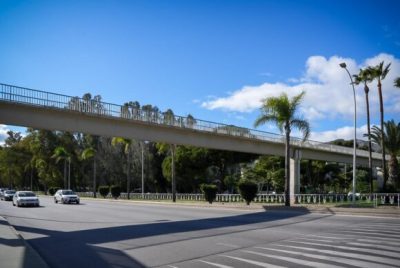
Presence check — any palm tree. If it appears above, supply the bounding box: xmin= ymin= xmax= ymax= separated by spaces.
xmin=395 ymin=77 xmax=400 ymax=88
xmin=370 ymin=120 xmax=400 ymax=188
xmin=112 ymin=137 xmax=133 ymax=199
xmin=354 ymin=68 xmax=373 ymax=192
xmin=82 ymin=147 xmax=97 ymax=198
xmin=51 ymin=146 xmax=71 ymax=189
xmin=254 ymin=92 xmax=310 ymax=206
xmin=367 ymin=61 xmax=391 ymax=189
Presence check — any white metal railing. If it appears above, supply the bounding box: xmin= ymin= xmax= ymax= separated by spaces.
xmin=72 ymin=192 xmax=400 ymax=207
xmin=0 ymin=83 xmax=377 ymax=157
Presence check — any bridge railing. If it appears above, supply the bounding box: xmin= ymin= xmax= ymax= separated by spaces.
xmin=0 ymin=83 xmax=371 ymax=156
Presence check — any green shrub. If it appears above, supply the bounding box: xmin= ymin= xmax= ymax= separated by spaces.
xmin=48 ymin=187 xmax=59 ymax=196
xmin=200 ymin=184 xmax=218 ymax=204
xmin=238 ymin=179 xmax=258 ymax=205
xmin=98 ymin=186 xmax=110 ymax=198
xmin=110 ymin=185 xmax=122 ymax=199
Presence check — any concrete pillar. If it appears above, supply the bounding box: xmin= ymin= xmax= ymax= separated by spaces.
xmin=290 ymin=149 xmax=301 ymax=205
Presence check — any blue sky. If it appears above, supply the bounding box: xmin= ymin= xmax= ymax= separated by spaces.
xmin=1 ymin=0 xmax=399 ymax=143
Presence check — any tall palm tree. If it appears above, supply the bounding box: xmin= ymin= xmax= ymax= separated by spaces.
xmin=354 ymin=68 xmax=374 ymax=192
xmin=254 ymin=92 xmax=310 ymax=206
xmin=112 ymin=137 xmax=133 ymax=199
xmin=367 ymin=61 xmax=391 ymax=189
xmin=51 ymin=146 xmax=71 ymax=189
xmin=370 ymin=120 xmax=400 ymax=188
xmin=82 ymin=147 xmax=97 ymax=198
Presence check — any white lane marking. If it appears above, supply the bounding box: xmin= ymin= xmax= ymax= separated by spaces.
xmin=347 ymin=228 xmax=400 ymax=234
xmin=219 ymin=255 xmax=286 ymax=268
xmin=307 ymin=234 xmax=344 ymax=240
xmin=242 ymin=250 xmax=342 ymax=268
xmin=347 ymin=242 xmax=400 ymax=252
xmin=255 ymin=246 xmax=396 ymax=268
xmin=325 ymin=232 xmax=400 ymax=242
xmin=198 ymin=260 xmax=234 ymax=268
xmin=357 ymin=238 xmax=400 ymax=246
xmin=335 ymin=230 xmax=400 ymax=238
xmin=295 ymin=237 xmax=335 ymax=243
xmin=285 ymin=240 xmax=400 ymax=258
xmin=167 ymin=266 xmax=179 ymax=268
xmin=216 ymin=243 xmax=239 ymax=248
xmin=273 ymin=243 xmax=398 ymax=266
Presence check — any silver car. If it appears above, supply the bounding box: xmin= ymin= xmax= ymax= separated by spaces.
xmin=54 ymin=189 xmax=80 ymax=204
xmin=1 ymin=190 xmax=16 ymax=201
xmin=13 ymin=191 xmax=40 ymax=207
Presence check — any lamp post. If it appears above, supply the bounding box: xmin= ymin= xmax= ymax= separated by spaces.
xmin=340 ymin=62 xmax=357 ymax=205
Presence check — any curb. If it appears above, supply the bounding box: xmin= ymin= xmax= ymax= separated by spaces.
xmin=1 ymin=216 xmax=50 ymax=268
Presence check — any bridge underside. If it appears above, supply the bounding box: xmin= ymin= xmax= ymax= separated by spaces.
xmin=0 ymin=102 xmax=380 ymax=167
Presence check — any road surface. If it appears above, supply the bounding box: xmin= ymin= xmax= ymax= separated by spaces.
xmin=1 ymin=196 xmax=399 ymax=268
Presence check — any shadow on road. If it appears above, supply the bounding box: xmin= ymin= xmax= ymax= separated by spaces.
xmin=11 ymin=206 xmax=330 ymax=268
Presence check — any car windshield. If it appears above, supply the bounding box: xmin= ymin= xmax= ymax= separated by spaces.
xmin=5 ymin=190 xmax=15 ymax=194
xmin=19 ymin=192 xmax=36 ymax=197
xmin=62 ymin=190 xmax=75 ymax=195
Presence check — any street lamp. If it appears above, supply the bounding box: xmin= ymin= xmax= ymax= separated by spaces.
xmin=340 ymin=62 xmax=357 ymax=205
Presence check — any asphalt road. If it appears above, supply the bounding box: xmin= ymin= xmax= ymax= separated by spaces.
xmin=1 ymin=196 xmax=400 ymax=268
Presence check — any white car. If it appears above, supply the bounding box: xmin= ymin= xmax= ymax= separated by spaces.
xmin=13 ymin=191 xmax=40 ymax=207
xmin=54 ymin=189 xmax=80 ymax=204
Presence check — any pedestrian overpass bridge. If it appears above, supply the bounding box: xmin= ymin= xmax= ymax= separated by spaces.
xmin=0 ymin=83 xmax=384 ymax=196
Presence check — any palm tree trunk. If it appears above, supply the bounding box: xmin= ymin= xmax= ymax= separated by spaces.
xmin=93 ymin=157 xmax=97 ymax=198
xmin=171 ymin=145 xmax=176 ymax=203
xmin=285 ymin=127 xmax=291 ymax=207
xmin=378 ymin=80 xmax=387 ymax=189
xmin=364 ymin=86 xmax=373 ymax=193
xmin=63 ymin=159 xmax=67 ymax=189
xmin=127 ymin=152 xmax=130 ymax=200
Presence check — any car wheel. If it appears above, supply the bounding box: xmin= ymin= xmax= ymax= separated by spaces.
xmin=12 ymin=201 xmax=15 ymax=206
xmin=54 ymin=198 xmax=58 ymax=204
xmin=76 ymin=201 xmax=80 ymax=205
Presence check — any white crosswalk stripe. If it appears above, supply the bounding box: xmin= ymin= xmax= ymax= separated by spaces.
xmin=219 ymin=255 xmax=287 ymax=268
xmin=241 ymin=249 xmax=343 ymax=268
xmin=197 ymin=260 xmax=234 ymax=268
xmin=167 ymin=221 xmax=400 ymax=268
xmin=285 ymin=240 xmax=400 ymax=258
xmin=273 ymin=243 xmax=398 ymax=266
xmin=254 ymin=246 xmax=395 ymax=268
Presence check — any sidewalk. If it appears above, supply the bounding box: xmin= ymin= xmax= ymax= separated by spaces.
xmin=0 ymin=216 xmax=48 ymax=268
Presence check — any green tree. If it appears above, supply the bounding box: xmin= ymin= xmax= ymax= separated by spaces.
xmin=82 ymin=146 xmax=97 ymax=197
xmin=354 ymin=68 xmax=374 ymax=193
xmin=370 ymin=120 xmax=400 ymax=189
xmin=51 ymin=146 xmax=71 ymax=189
xmin=254 ymin=92 xmax=310 ymax=206
xmin=367 ymin=61 xmax=391 ymax=186
xmin=394 ymin=77 xmax=400 ymax=88
xmin=112 ymin=137 xmax=133 ymax=199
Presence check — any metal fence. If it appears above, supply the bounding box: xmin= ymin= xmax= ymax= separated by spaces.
xmin=73 ymin=192 xmax=400 ymax=207
xmin=0 ymin=83 xmax=376 ymax=157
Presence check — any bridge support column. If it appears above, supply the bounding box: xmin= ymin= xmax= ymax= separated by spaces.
xmin=290 ymin=149 xmax=301 ymax=205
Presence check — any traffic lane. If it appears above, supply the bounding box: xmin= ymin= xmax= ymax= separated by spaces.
xmin=0 ymin=197 xmax=374 ymax=268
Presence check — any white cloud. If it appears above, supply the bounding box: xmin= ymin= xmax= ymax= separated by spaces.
xmin=0 ymin=124 xmax=11 ymax=145
xmin=310 ymin=124 xmax=370 ymax=142
xmin=201 ymin=54 xmax=400 ymax=123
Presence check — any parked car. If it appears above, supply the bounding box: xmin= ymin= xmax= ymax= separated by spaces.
xmin=54 ymin=189 xmax=80 ymax=204
xmin=1 ymin=190 xmax=16 ymax=201
xmin=12 ymin=191 xmax=40 ymax=207
xmin=0 ymin=188 xmax=8 ymax=199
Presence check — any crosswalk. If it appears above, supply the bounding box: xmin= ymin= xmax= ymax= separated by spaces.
xmin=164 ymin=220 xmax=400 ymax=268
